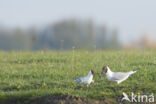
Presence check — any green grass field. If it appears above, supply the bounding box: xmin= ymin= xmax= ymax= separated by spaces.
xmin=0 ymin=50 xmax=155 ymax=103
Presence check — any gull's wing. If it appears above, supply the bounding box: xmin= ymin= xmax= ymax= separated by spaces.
xmin=76 ymin=78 xmax=82 ymax=83
xmin=76 ymin=76 xmax=88 ymax=84
xmin=111 ymin=72 xmax=129 ymax=80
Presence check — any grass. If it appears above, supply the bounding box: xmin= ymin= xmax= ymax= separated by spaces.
xmin=0 ymin=50 xmax=155 ymax=103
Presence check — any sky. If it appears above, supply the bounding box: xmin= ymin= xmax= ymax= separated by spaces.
xmin=0 ymin=0 xmax=156 ymax=44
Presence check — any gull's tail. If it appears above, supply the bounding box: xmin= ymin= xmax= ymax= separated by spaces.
xmin=129 ymin=68 xmax=139 ymax=75
xmin=75 ymin=78 xmax=81 ymax=83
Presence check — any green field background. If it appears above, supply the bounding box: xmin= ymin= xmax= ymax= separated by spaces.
xmin=0 ymin=50 xmax=155 ymax=103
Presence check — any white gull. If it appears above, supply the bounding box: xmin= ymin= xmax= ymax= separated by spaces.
xmin=101 ymin=66 xmax=139 ymax=84
xmin=75 ymin=70 xmax=95 ymax=86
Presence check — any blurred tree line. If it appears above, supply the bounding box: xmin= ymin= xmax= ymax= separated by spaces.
xmin=0 ymin=19 xmax=121 ymax=50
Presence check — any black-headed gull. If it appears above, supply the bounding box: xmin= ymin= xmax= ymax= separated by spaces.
xmin=75 ymin=70 xmax=95 ymax=86
xmin=101 ymin=66 xmax=139 ymax=84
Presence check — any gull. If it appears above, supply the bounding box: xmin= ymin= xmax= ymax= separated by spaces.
xmin=121 ymin=92 xmax=130 ymax=102
xmin=100 ymin=66 xmax=139 ymax=84
xmin=75 ymin=70 xmax=95 ymax=86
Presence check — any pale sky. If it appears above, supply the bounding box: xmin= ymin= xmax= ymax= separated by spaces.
xmin=0 ymin=0 xmax=156 ymax=44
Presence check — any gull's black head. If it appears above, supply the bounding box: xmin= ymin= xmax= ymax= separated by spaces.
xmin=101 ymin=66 xmax=108 ymax=76
xmin=91 ymin=70 xmax=96 ymax=75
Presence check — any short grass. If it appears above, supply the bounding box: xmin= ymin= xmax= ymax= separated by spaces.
xmin=0 ymin=50 xmax=155 ymax=103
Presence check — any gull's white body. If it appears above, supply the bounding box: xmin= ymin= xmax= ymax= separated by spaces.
xmin=106 ymin=67 xmax=137 ymax=84
xmin=76 ymin=71 xmax=94 ymax=85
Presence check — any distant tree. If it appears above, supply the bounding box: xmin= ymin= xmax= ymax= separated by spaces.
xmin=109 ymin=28 xmax=120 ymax=49
xmin=27 ymin=27 xmax=38 ymax=50
xmin=0 ymin=19 xmax=121 ymax=50
xmin=87 ymin=20 xmax=95 ymax=49
xmin=95 ymin=25 xmax=108 ymax=49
